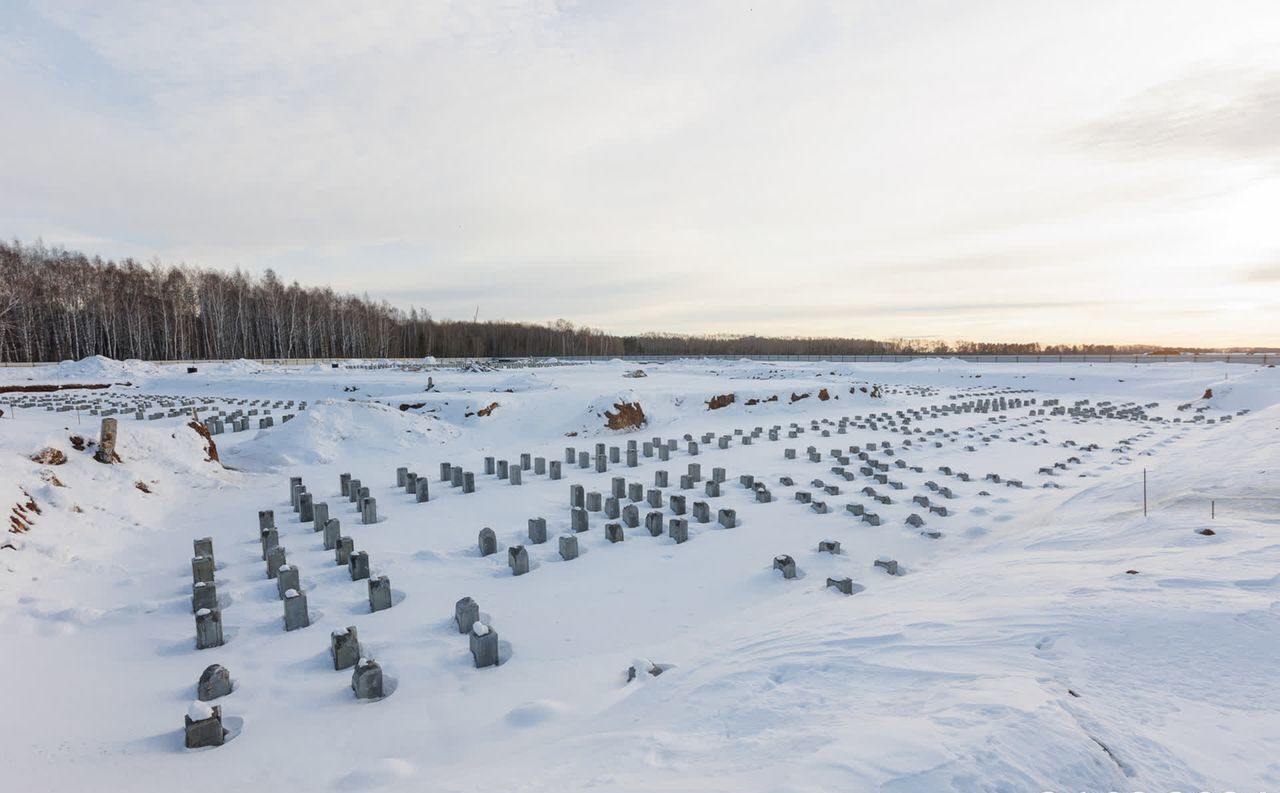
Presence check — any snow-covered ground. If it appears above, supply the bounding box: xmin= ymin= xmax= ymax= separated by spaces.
xmin=2 ymin=357 xmax=1277 ymax=792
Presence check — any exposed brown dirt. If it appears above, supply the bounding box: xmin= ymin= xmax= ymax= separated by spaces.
xmin=790 ymin=392 xmax=810 ymax=403
xmin=134 ymin=481 xmax=152 ymax=494
xmin=465 ymin=402 xmax=500 ymax=418
xmin=818 ymin=388 xmax=830 ymax=401
xmin=30 ymin=447 xmax=67 ymax=465
xmin=605 ymin=401 xmax=646 ymax=430
xmin=187 ymin=421 xmax=220 ymax=464
xmin=10 ymin=490 xmax=40 ymax=534
xmin=745 ymin=395 xmax=779 ymax=406
xmin=1201 ymin=388 xmax=1213 ymax=400
xmin=69 ymin=435 xmax=87 ymax=451
xmin=398 ymin=402 xmax=426 ymax=411
xmin=0 ymin=382 xmax=116 ymax=394
xmin=39 ymin=470 xmax=65 ymax=487
xmin=707 ymin=394 xmax=736 ymax=410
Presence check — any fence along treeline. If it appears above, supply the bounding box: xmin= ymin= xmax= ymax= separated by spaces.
xmin=0 ymin=239 xmax=1176 ymax=363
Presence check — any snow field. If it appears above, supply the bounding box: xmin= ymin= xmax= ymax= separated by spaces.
xmin=1 ymin=358 xmax=1277 ymax=792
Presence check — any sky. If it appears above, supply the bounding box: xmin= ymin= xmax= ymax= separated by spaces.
xmin=2 ymin=0 xmax=1279 ymax=347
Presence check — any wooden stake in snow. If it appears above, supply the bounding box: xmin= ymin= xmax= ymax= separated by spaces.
xmin=95 ymin=417 xmax=118 ymax=463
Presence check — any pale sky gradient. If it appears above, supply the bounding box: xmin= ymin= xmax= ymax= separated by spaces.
xmin=3 ymin=0 xmax=1279 ymax=346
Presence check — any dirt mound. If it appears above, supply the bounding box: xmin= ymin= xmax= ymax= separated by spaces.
xmin=818 ymin=388 xmax=830 ymax=401
xmin=745 ymin=395 xmax=779 ymax=406
xmin=707 ymin=394 xmax=736 ymax=410
xmin=187 ymin=421 xmax=221 ymax=464
xmin=605 ymin=401 xmax=646 ymax=430
xmin=30 ymin=448 xmax=67 ymax=465
xmin=9 ymin=490 xmax=40 ymax=535
xmin=466 ymin=402 xmax=500 ymax=417
xmin=790 ymin=392 xmax=810 ymax=403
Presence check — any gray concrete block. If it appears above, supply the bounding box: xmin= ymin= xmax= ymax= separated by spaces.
xmin=528 ymin=517 xmax=547 ymax=544
xmin=192 ymin=581 xmax=217 ymax=613
xmin=508 ymin=545 xmax=529 ymax=576
xmin=275 ymin=565 xmax=300 ymax=599
xmin=195 ymin=608 xmax=223 ymax=649
xmin=348 ymin=550 xmax=370 ymax=580
xmin=335 ymin=536 xmax=354 ymax=566
xmin=470 ymin=623 xmax=499 ymax=668
xmin=332 ymin=626 xmax=360 ymax=670
xmin=197 ymin=664 xmax=232 ymax=701
xmin=478 ymin=528 xmax=497 ymax=556
xmin=260 ymin=528 xmax=279 ymax=561
xmin=455 ymin=598 xmax=479 ymax=635
xmin=184 ymin=704 xmax=226 ymax=748
xmin=193 ymin=537 xmax=214 ymax=561
xmin=773 ymin=555 xmax=797 ymax=579
xmin=826 ymin=576 xmax=855 ymax=595
xmin=352 ymin=659 xmax=384 ymax=699
xmin=192 ymin=555 xmax=215 ymax=586
xmin=369 ymin=576 xmax=393 ymax=611
xmin=692 ymin=501 xmax=711 ymax=523
xmin=874 ymin=558 xmax=900 ymax=575
xmin=323 ymin=518 xmax=341 ymax=550
xmin=669 ymin=518 xmax=689 ymax=543
xmin=266 ymin=546 xmax=287 ymax=579
xmin=559 ymin=534 xmax=579 ymax=560
xmin=283 ymin=589 xmax=309 ymax=630
xmin=312 ymin=501 xmax=329 ymax=531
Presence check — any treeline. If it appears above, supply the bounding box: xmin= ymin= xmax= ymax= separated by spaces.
xmin=0 ymin=239 xmax=1216 ymax=363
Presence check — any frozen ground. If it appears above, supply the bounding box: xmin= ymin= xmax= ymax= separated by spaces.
xmin=1 ymin=357 xmax=1277 ymax=793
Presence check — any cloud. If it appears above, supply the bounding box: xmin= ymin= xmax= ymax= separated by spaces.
xmin=1075 ymin=69 xmax=1280 ymax=160
xmin=1240 ymin=261 xmax=1280 ymax=283
xmin=2 ymin=1 xmax=1280 ymax=346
